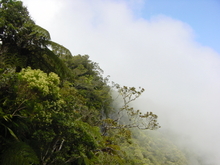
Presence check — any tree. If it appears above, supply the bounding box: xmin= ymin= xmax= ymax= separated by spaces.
xmin=0 ymin=0 xmax=71 ymax=79
xmin=62 ymin=54 xmax=113 ymax=124
xmin=1 ymin=142 xmax=39 ymax=165
xmin=0 ymin=67 xmax=104 ymax=164
xmin=101 ymin=83 xmax=160 ymax=136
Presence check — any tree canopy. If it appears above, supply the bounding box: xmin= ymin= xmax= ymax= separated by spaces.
xmin=0 ymin=0 xmax=71 ymax=78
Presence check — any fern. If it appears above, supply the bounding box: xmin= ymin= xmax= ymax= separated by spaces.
xmin=40 ymin=47 xmax=72 ymax=79
xmin=48 ymin=40 xmax=72 ymax=57
xmin=30 ymin=24 xmax=51 ymax=40
xmin=1 ymin=142 xmax=39 ymax=165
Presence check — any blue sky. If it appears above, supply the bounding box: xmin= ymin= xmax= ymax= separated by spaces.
xmin=136 ymin=0 xmax=220 ymax=54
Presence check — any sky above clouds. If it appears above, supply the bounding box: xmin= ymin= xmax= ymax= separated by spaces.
xmin=141 ymin=0 xmax=220 ymax=54
xmin=22 ymin=0 xmax=220 ymax=164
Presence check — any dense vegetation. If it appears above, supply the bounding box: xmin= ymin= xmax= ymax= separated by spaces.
xmin=0 ymin=0 xmax=189 ymax=164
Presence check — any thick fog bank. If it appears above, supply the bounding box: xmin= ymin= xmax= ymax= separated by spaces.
xmin=134 ymin=96 xmax=220 ymax=165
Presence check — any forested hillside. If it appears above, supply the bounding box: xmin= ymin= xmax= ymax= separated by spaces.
xmin=0 ymin=0 xmax=188 ymax=164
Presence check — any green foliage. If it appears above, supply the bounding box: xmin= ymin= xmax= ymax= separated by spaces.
xmin=1 ymin=142 xmax=39 ymax=165
xmin=62 ymin=54 xmax=113 ymax=122
xmin=0 ymin=0 xmax=71 ymax=78
xmin=18 ymin=67 xmax=60 ymax=97
xmin=120 ymin=129 xmax=188 ymax=165
xmin=0 ymin=66 xmax=104 ymax=164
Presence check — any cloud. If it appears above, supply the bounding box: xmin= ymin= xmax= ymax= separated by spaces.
xmin=22 ymin=0 xmax=220 ymax=163
xmin=22 ymin=0 xmax=64 ymax=28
